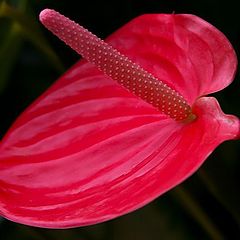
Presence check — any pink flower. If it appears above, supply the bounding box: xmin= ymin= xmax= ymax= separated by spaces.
xmin=0 ymin=9 xmax=239 ymax=228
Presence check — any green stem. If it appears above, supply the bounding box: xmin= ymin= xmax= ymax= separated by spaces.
xmin=171 ymin=186 xmax=224 ymax=240
xmin=0 ymin=1 xmax=65 ymax=72
xmin=198 ymin=169 xmax=240 ymax=227
xmin=0 ymin=21 xmax=21 ymax=93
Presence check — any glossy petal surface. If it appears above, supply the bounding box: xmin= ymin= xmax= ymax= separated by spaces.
xmin=108 ymin=14 xmax=237 ymax=104
xmin=0 ymin=14 xmax=239 ymax=228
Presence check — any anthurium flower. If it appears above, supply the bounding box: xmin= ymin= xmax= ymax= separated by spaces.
xmin=0 ymin=9 xmax=239 ymax=228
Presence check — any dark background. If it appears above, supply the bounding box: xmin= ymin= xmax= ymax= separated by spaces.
xmin=0 ymin=0 xmax=240 ymax=239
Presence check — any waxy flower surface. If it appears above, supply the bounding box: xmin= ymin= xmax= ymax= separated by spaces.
xmin=0 ymin=9 xmax=239 ymax=228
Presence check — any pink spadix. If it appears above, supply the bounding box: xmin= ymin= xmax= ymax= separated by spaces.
xmin=39 ymin=9 xmax=193 ymax=121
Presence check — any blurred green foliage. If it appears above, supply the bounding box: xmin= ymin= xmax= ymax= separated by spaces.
xmin=0 ymin=0 xmax=240 ymax=239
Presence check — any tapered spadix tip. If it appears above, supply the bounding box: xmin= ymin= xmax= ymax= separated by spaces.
xmin=39 ymin=9 xmax=55 ymax=24
xmin=38 ymin=8 xmax=193 ymax=121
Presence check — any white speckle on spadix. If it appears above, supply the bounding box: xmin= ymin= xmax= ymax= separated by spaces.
xmin=40 ymin=9 xmax=194 ymax=121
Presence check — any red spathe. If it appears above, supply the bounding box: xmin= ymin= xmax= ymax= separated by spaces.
xmin=0 ymin=13 xmax=239 ymax=228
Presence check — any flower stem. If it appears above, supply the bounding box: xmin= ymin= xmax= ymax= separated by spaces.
xmin=171 ymin=186 xmax=224 ymax=240
xmin=198 ymin=169 xmax=240 ymax=227
xmin=0 ymin=2 xmax=64 ymax=73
